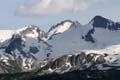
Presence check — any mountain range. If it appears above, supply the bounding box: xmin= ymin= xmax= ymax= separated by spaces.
xmin=0 ymin=15 xmax=120 ymax=75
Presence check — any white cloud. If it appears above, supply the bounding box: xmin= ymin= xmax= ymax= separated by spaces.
xmin=16 ymin=0 xmax=107 ymax=16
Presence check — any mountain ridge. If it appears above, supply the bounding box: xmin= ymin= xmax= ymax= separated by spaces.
xmin=0 ymin=15 xmax=120 ymax=74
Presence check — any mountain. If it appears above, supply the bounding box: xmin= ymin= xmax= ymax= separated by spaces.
xmin=45 ymin=15 xmax=120 ymax=59
xmin=45 ymin=20 xmax=80 ymax=40
xmin=0 ymin=15 xmax=120 ymax=74
xmin=0 ymin=25 xmax=48 ymax=72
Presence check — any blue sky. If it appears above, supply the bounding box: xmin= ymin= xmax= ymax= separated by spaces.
xmin=0 ymin=0 xmax=120 ymax=31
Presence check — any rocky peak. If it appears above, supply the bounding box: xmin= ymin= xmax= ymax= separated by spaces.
xmin=91 ymin=15 xmax=120 ymax=30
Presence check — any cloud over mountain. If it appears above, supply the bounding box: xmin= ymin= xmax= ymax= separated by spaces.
xmin=16 ymin=0 xmax=107 ymax=16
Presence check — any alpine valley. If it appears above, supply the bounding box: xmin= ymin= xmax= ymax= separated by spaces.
xmin=0 ymin=15 xmax=120 ymax=80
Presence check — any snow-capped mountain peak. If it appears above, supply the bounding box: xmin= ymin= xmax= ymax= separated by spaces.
xmin=54 ymin=20 xmax=72 ymax=33
xmin=16 ymin=25 xmax=44 ymax=39
xmin=49 ymin=20 xmax=73 ymax=33
xmin=0 ymin=25 xmax=47 ymax=70
xmin=46 ymin=20 xmax=81 ymax=40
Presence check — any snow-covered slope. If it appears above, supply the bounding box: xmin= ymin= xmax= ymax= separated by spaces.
xmin=45 ymin=20 xmax=76 ymax=40
xmin=0 ymin=15 xmax=120 ymax=73
xmin=45 ymin=16 xmax=120 ymax=59
xmin=0 ymin=30 xmax=15 ymax=42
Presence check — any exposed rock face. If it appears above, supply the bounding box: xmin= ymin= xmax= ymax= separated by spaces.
xmin=51 ymin=55 xmax=68 ymax=69
xmin=34 ymin=52 xmax=120 ymax=74
xmin=0 ymin=47 xmax=120 ymax=74
xmin=29 ymin=47 xmax=39 ymax=54
xmin=92 ymin=16 xmax=120 ymax=30
xmin=4 ymin=34 xmax=22 ymax=55
xmin=83 ymin=28 xmax=95 ymax=43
